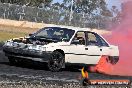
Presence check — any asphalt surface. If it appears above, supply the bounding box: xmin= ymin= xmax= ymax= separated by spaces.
xmin=0 ymin=42 xmax=132 ymax=88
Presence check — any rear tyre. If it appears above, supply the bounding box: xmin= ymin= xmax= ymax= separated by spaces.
xmin=48 ymin=51 xmax=64 ymax=72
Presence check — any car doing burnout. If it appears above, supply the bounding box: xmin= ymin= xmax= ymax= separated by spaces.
xmin=3 ymin=26 xmax=119 ymax=71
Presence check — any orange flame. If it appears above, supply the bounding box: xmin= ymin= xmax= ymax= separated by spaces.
xmin=81 ymin=67 xmax=89 ymax=78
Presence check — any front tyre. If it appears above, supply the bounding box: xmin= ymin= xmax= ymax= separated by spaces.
xmin=48 ymin=51 xmax=64 ymax=72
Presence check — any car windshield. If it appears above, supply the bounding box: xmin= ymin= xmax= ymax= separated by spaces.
xmin=33 ymin=27 xmax=75 ymax=42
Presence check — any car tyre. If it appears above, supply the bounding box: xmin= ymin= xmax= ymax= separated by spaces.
xmin=48 ymin=51 xmax=64 ymax=72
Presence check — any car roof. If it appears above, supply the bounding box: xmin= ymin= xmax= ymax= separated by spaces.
xmin=46 ymin=25 xmax=92 ymax=32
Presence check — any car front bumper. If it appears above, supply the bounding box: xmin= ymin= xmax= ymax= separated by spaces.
xmin=3 ymin=46 xmax=52 ymax=62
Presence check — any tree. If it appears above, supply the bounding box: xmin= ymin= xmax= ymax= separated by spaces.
xmin=62 ymin=0 xmax=111 ymax=28
xmin=0 ymin=0 xmax=53 ymax=6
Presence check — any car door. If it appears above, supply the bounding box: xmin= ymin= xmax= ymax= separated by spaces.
xmin=66 ymin=31 xmax=110 ymax=64
xmin=84 ymin=32 xmax=110 ymax=64
xmin=94 ymin=33 xmax=111 ymax=56
xmin=65 ymin=31 xmax=88 ymax=63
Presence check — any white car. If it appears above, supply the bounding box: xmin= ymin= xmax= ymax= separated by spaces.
xmin=3 ymin=26 xmax=119 ymax=71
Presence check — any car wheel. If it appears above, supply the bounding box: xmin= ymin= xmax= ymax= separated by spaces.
xmin=8 ymin=56 xmax=18 ymax=65
xmin=48 ymin=51 xmax=64 ymax=72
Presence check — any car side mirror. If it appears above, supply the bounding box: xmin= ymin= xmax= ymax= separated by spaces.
xmin=29 ymin=33 xmax=33 ymax=36
xmin=98 ymin=44 xmax=102 ymax=47
xmin=71 ymin=40 xmax=80 ymax=45
xmin=62 ymin=38 xmax=69 ymax=42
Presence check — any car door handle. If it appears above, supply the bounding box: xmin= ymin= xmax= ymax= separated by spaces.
xmin=85 ymin=48 xmax=88 ymax=50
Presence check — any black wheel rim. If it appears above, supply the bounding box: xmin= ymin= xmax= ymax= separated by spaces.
xmin=48 ymin=52 xmax=63 ymax=71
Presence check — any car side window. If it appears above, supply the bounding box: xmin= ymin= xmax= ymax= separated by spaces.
xmin=96 ymin=34 xmax=109 ymax=47
xmin=87 ymin=32 xmax=98 ymax=46
xmin=71 ymin=32 xmax=85 ymax=45
xmin=87 ymin=32 xmax=109 ymax=47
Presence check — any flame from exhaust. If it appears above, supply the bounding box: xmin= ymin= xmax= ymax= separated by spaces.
xmin=81 ymin=67 xmax=89 ymax=78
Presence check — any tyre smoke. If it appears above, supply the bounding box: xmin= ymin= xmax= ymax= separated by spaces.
xmin=95 ymin=0 xmax=132 ymax=76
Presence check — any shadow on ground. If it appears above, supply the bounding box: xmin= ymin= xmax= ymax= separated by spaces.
xmin=0 ymin=60 xmax=81 ymax=72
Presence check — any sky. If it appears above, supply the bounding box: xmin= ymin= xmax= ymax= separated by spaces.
xmin=106 ymin=0 xmax=122 ymax=9
xmin=53 ymin=0 xmax=62 ymax=3
xmin=52 ymin=0 xmax=122 ymax=10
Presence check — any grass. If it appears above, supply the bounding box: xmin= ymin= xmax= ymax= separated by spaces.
xmin=0 ymin=31 xmax=27 ymax=42
xmin=0 ymin=25 xmax=38 ymax=42
xmin=0 ymin=25 xmax=38 ymax=34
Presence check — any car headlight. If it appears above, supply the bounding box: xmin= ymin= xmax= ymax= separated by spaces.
xmin=37 ymin=46 xmax=46 ymax=51
xmin=5 ymin=41 xmax=13 ymax=46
